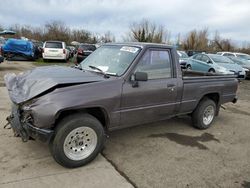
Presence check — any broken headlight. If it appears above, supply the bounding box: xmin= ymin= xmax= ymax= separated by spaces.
xmin=20 ymin=102 xmax=34 ymax=124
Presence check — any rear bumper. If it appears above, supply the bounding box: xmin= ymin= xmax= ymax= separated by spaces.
xmin=7 ymin=105 xmax=54 ymax=143
xmin=42 ymin=54 xmax=66 ymax=60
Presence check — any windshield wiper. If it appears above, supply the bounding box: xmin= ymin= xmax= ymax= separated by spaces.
xmin=88 ymin=65 xmax=117 ymax=78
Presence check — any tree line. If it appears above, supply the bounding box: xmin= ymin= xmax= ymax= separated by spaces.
xmin=1 ymin=19 xmax=250 ymax=54
xmin=128 ymin=19 xmax=250 ymax=54
xmin=0 ymin=20 xmax=115 ymax=44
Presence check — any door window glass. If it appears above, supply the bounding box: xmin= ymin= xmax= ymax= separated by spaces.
xmin=135 ymin=49 xmax=171 ymax=79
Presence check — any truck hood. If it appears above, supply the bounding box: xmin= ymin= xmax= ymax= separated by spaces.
xmin=4 ymin=66 xmax=106 ymax=104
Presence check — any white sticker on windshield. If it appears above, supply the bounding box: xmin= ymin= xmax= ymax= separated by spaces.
xmin=97 ymin=66 xmax=109 ymax=72
xmin=120 ymin=46 xmax=139 ymax=53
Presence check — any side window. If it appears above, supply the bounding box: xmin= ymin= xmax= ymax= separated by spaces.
xmin=134 ymin=49 xmax=171 ymax=79
xmin=194 ymin=54 xmax=202 ymax=60
xmin=201 ymin=55 xmax=210 ymax=63
xmin=223 ymin=53 xmax=234 ymax=57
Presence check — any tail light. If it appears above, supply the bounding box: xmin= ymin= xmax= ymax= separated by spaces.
xmin=0 ymin=47 xmax=2 ymax=56
xmin=63 ymin=49 xmax=66 ymax=54
xmin=77 ymin=48 xmax=83 ymax=54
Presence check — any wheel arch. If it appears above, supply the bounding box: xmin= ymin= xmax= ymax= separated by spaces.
xmin=54 ymin=107 xmax=110 ymax=131
xmin=208 ymin=68 xmax=215 ymax=72
xmin=197 ymin=92 xmax=220 ymax=115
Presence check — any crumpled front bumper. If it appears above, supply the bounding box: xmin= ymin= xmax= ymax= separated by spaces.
xmin=7 ymin=104 xmax=54 ymax=143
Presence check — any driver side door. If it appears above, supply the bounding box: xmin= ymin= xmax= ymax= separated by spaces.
xmin=120 ymin=48 xmax=178 ymax=127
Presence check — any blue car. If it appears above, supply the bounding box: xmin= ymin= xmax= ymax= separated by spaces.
xmin=186 ymin=53 xmax=245 ymax=78
xmin=177 ymin=50 xmax=189 ymax=68
xmin=228 ymin=56 xmax=250 ymax=79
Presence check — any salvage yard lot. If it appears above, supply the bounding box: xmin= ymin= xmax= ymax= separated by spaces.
xmin=0 ymin=61 xmax=250 ymax=188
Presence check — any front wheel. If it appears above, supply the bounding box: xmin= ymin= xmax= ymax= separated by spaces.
xmin=186 ymin=65 xmax=192 ymax=70
xmin=192 ymin=98 xmax=216 ymax=129
xmin=208 ymin=69 xmax=215 ymax=73
xmin=50 ymin=113 xmax=105 ymax=168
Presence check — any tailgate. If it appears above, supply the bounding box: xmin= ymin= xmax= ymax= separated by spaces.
xmin=44 ymin=48 xmax=63 ymax=57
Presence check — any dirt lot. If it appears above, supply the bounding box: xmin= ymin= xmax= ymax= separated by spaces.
xmin=0 ymin=61 xmax=250 ymax=188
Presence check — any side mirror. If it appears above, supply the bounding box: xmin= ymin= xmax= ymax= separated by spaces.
xmin=131 ymin=72 xmax=148 ymax=87
xmin=206 ymin=60 xmax=212 ymax=64
xmin=134 ymin=72 xmax=148 ymax=81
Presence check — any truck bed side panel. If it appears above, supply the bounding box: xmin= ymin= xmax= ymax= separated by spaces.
xmin=178 ymin=77 xmax=238 ymax=114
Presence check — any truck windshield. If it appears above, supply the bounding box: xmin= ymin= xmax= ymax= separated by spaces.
xmin=80 ymin=45 xmax=141 ymax=76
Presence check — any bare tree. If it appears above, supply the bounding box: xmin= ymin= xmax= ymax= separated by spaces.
xmin=92 ymin=31 xmax=116 ymax=43
xmin=182 ymin=28 xmax=209 ymax=51
xmin=44 ymin=21 xmax=71 ymax=43
xmin=71 ymin=29 xmax=93 ymax=43
xmin=101 ymin=31 xmax=116 ymax=43
xmin=212 ymin=31 xmax=234 ymax=52
xmin=127 ymin=19 xmax=169 ymax=43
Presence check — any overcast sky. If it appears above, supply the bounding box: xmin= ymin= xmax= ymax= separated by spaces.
xmin=0 ymin=0 xmax=249 ymax=44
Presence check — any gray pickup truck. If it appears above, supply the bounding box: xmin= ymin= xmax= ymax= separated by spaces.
xmin=5 ymin=43 xmax=238 ymax=168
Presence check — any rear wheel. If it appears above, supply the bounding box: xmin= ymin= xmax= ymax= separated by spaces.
xmin=50 ymin=113 xmax=105 ymax=168
xmin=192 ymin=98 xmax=216 ymax=129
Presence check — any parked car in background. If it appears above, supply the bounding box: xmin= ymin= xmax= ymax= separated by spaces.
xmin=187 ymin=54 xmax=245 ymax=78
xmin=177 ymin=50 xmax=189 ymax=68
xmin=0 ymin=37 xmax=5 ymax=63
xmin=66 ymin=46 xmax=72 ymax=58
xmin=67 ymin=45 xmax=76 ymax=57
xmin=32 ymin=40 xmax=43 ymax=59
xmin=0 ymin=31 xmax=15 ymax=62
xmin=2 ymin=38 xmax=36 ymax=60
xmin=228 ymin=56 xmax=250 ymax=79
xmin=42 ymin=41 xmax=69 ymax=61
xmin=186 ymin=50 xmax=206 ymax=57
xmin=0 ymin=55 xmax=3 ymax=63
xmin=0 ymin=37 xmax=6 ymax=47
xmin=76 ymin=44 xmax=96 ymax=63
xmin=217 ymin=52 xmax=250 ymax=61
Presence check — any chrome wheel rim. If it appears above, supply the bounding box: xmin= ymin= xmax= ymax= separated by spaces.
xmin=203 ymin=105 xmax=215 ymax=126
xmin=63 ymin=127 xmax=97 ymax=161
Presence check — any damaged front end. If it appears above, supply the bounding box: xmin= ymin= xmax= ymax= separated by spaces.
xmin=4 ymin=66 xmax=105 ymax=142
xmin=5 ymin=103 xmax=54 ymax=142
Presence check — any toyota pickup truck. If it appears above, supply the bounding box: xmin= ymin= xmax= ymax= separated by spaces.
xmin=4 ymin=43 xmax=238 ymax=168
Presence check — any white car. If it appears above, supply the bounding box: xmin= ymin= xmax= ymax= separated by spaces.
xmin=217 ymin=51 xmax=250 ymax=62
xmin=42 ymin=41 xmax=69 ymax=61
